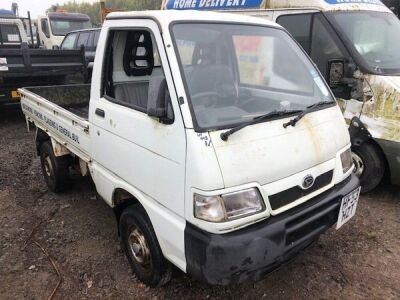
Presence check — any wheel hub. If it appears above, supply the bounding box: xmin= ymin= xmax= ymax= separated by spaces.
xmin=128 ymin=226 xmax=151 ymax=267
xmin=352 ymin=152 xmax=365 ymax=177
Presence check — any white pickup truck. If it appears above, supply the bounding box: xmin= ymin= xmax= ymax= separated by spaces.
xmin=20 ymin=10 xmax=360 ymax=287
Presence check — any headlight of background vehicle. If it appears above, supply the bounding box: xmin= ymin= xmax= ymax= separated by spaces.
xmin=194 ymin=188 xmax=264 ymax=222
xmin=341 ymin=148 xmax=353 ymax=173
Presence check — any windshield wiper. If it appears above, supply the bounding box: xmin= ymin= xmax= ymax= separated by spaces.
xmin=220 ymin=110 xmax=302 ymax=141
xmin=283 ymin=101 xmax=334 ymax=129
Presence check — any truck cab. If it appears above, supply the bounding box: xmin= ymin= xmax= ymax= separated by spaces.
xmin=0 ymin=17 xmax=28 ymax=47
xmin=270 ymin=1 xmax=400 ymax=192
xmin=37 ymin=12 xmax=92 ymax=49
xmin=20 ymin=10 xmax=360 ymax=287
xmin=163 ymin=0 xmax=400 ymax=192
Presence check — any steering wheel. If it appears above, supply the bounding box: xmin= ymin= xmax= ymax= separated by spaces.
xmin=191 ymin=91 xmax=220 ymax=108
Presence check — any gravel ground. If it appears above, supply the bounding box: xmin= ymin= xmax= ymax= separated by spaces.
xmin=0 ymin=106 xmax=399 ymax=300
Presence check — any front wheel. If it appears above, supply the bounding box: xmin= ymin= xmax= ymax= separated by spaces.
xmin=120 ymin=204 xmax=172 ymax=287
xmin=352 ymin=142 xmax=385 ymax=193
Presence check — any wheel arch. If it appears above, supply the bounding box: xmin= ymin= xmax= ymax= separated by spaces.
xmin=35 ymin=127 xmax=72 ymax=158
xmin=349 ymin=117 xmax=390 ymax=181
xmin=112 ymin=187 xmax=141 ymax=235
xmin=107 ymin=184 xmax=187 ymax=271
xmin=35 ymin=127 xmax=51 ymax=155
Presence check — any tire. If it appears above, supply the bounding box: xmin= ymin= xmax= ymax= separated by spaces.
xmin=352 ymin=142 xmax=385 ymax=193
xmin=120 ymin=204 xmax=172 ymax=287
xmin=39 ymin=141 xmax=70 ymax=193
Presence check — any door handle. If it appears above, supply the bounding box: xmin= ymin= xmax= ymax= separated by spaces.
xmin=95 ymin=108 xmax=105 ymax=118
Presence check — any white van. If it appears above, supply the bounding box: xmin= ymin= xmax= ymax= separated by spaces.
xmin=21 ymin=10 xmax=360 ymax=286
xmin=37 ymin=12 xmax=92 ymax=49
xmin=162 ymin=0 xmax=400 ymax=192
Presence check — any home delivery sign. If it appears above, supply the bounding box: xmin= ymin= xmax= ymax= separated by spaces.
xmin=165 ymin=0 xmax=264 ymax=10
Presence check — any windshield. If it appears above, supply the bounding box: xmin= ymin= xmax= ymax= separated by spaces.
xmin=172 ymin=23 xmax=334 ymax=130
xmin=49 ymin=19 xmax=91 ymax=36
xmin=327 ymin=11 xmax=400 ymax=75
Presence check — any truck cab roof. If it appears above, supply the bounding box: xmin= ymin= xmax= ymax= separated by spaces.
xmin=265 ymin=0 xmax=392 ymax=13
xmin=106 ymin=9 xmax=281 ymax=28
xmin=47 ymin=12 xmax=91 ymax=21
xmin=0 ymin=9 xmax=14 ymax=17
xmin=162 ymin=0 xmax=392 ymax=13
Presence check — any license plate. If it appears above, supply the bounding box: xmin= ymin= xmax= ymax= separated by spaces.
xmin=336 ymin=187 xmax=361 ymax=229
xmin=11 ymin=90 xmax=19 ymax=99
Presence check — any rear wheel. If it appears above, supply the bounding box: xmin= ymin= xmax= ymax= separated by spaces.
xmin=352 ymin=142 xmax=385 ymax=193
xmin=120 ymin=204 xmax=172 ymax=287
xmin=39 ymin=141 xmax=70 ymax=192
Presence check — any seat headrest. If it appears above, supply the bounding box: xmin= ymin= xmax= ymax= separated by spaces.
xmin=192 ymin=42 xmax=216 ymax=66
xmin=123 ymin=31 xmax=154 ymax=76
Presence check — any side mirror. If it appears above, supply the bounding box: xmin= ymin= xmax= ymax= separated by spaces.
xmin=147 ymin=72 xmax=174 ymax=124
xmin=328 ymin=59 xmax=345 ymax=88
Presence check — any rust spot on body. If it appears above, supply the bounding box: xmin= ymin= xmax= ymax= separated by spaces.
xmin=302 ymin=116 xmax=322 ymax=164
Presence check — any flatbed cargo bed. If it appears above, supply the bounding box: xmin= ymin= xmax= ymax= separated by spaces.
xmin=19 ymin=84 xmax=91 ymax=161
xmin=24 ymin=84 xmax=91 ymax=119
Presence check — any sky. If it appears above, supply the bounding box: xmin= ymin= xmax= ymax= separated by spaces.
xmin=1 ymin=0 xmax=98 ymax=18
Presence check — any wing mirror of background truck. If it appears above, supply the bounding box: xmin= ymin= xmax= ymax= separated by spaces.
xmin=328 ymin=59 xmax=363 ymax=102
xmin=147 ymin=72 xmax=174 ymax=124
xmin=328 ymin=59 xmax=345 ymax=88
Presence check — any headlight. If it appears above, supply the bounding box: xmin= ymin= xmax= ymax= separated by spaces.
xmin=194 ymin=188 xmax=264 ymax=222
xmin=340 ymin=148 xmax=353 ymax=173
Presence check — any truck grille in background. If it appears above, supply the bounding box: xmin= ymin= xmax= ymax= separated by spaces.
xmin=269 ymin=170 xmax=334 ymax=210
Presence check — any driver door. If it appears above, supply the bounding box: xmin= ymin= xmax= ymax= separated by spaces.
xmin=90 ymin=20 xmax=186 ymax=217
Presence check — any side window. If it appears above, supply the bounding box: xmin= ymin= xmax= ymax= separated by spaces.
xmin=61 ymin=32 xmax=77 ymax=50
xmin=41 ymin=19 xmax=50 ymax=38
xmin=310 ymin=14 xmax=345 ymax=81
xmin=277 ymin=14 xmax=312 ymax=53
xmin=86 ymin=32 xmax=94 ymax=50
xmin=278 ymin=13 xmax=349 ymax=97
xmin=102 ymin=29 xmax=173 ymax=120
xmin=93 ymin=30 xmax=100 ymax=48
xmin=77 ymin=32 xmax=90 ymax=48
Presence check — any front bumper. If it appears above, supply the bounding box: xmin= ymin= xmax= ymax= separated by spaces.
xmin=184 ymin=174 xmax=360 ymax=285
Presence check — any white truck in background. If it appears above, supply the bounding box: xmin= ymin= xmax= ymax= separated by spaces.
xmin=20 ymin=10 xmax=360 ymax=287
xmin=162 ymin=0 xmax=400 ymax=192
xmin=37 ymin=12 xmax=92 ymax=49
